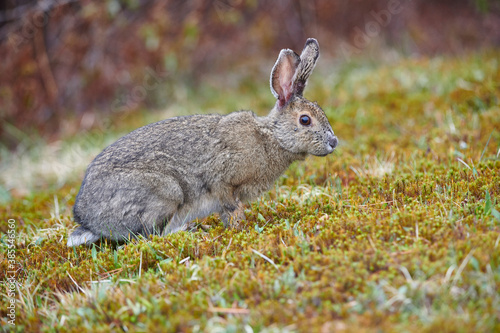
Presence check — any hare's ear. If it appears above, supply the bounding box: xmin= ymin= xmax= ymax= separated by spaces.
xmin=292 ymin=38 xmax=320 ymax=96
xmin=270 ymin=49 xmax=300 ymax=108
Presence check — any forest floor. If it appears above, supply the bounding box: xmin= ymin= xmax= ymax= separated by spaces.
xmin=1 ymin=50 xmax=499 ymax=332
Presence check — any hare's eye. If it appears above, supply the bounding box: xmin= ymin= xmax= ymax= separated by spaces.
xmin=299 ymin=115 xmax=311 ymax=126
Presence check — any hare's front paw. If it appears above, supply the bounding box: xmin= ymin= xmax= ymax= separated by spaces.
xmin=185 ymin=222 xmax=211 ymax=232
xmin=221 ymin=201 xmax=246 ymax=231
xmin=228 ymin=216 xmax=247 ymax=231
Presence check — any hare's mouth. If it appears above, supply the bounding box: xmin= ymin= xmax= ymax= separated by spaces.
xmin=313 ymin=136 xmax=338 ymax=157
xmin=316 ymin=151 xmax=332 ymax=157
xmin=314 ymin=148 xmax=333 ymax=157
xmin=315 ymin=137 xmax=338 ymax=157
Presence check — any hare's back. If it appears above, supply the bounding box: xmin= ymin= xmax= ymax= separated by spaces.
xmin=93 ymin=114 xmax=223 ymax=170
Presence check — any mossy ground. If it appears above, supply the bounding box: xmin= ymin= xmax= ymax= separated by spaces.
xmin=1 ymin=51 xmax=499 ymax=332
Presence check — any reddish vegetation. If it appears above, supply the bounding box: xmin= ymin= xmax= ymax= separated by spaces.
xmin=0 ymin=0 xmax=499 ymax=147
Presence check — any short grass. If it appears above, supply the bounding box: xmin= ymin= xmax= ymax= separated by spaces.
xmin=1 ymin=50 xmax=500 ymax=332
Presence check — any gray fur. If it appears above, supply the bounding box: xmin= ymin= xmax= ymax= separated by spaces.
xmin=66 ymin=226 xmax=100 ymax=247
xmin=67 ymin=38 xmax=338 ymax=247
xmin=292 ymin=38 xmax=320 ymax=96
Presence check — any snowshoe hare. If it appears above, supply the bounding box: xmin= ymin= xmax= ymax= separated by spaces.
xmin=68 ymin=38 xmax=338 ymax=247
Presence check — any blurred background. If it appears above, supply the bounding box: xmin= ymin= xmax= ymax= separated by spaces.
xmin=0 ymin=0 xmax=499 ymax=148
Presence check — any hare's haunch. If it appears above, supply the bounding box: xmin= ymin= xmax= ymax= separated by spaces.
xmin=68 ymin=38 xmax=338 ymax=247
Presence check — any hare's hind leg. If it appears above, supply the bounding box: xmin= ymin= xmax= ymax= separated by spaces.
xmin=163 ymin=195 xmax=225 ymax=234
xmin=162 ymin=212 xmax=188 ymax=234
xmin=71 ymin=171 xmax=185 ymax=244
xmin=95 ymin=171 xmax=185 ymax=241
xmin=134 ymin=173 xmax=186 ymax=238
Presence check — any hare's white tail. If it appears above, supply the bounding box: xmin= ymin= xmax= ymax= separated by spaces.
xmin=67 ymin=226 xmax=100 ymax=247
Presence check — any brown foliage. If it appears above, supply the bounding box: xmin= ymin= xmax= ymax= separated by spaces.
xmin=0 ymin=0 xmax=498 ymax=147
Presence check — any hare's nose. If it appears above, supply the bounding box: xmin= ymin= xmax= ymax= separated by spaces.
xmin=328 ymin=135 xmax=338 ymax=149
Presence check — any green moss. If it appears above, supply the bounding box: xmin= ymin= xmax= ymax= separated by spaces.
xmin=1 ymin=51 xmax=500 ymax=332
